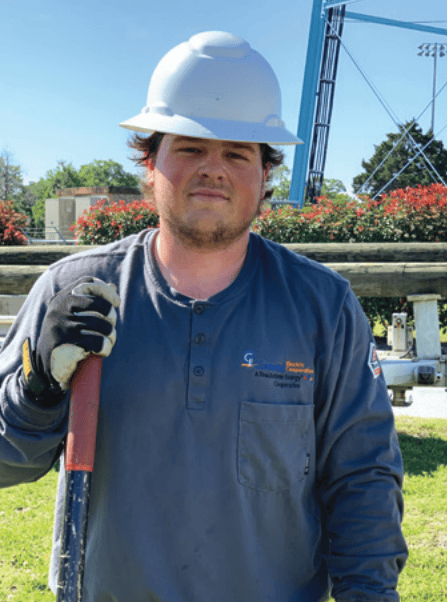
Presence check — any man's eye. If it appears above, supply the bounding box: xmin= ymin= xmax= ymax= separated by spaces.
xmin=228 ymin=152 xmax=247 ymax=160
xmin=180 ymin=147 xmax=201 ymax=153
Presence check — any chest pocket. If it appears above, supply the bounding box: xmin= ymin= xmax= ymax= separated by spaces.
xmin=238 ymin=401 xmax=314 ymax=493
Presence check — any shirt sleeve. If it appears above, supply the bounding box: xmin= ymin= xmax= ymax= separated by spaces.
xmin=0 ymin=269 xmax=69 ymax=489
xmin=314 ymin=288 xmax=408 ymax=602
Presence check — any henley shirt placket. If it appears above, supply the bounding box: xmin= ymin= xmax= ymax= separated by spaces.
xmin=187 ymin=301 xmax=211 ymax=409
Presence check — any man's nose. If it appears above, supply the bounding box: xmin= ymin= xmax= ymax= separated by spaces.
xmin=197 ymin=150 xmax=226 ymax=179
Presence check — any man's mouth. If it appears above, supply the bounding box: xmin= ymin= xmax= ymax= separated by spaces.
xmin=189 ymin=189 xmax=229 ymax=201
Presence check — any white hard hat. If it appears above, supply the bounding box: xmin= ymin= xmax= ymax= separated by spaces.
xmin=120 ymin=31 xmax=302 ymax=146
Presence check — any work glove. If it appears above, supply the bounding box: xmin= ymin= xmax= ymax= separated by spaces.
xmin=22 ymin=276 xmax=120 ymax=406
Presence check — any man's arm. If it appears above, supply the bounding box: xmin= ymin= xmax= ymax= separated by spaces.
xmin=0 ymin=271 xmax=67 ymax=487
xmin=315 ymin=289 xmax=408 ymax=602
xmin=0 ymin=271 xmax=119 ymax=488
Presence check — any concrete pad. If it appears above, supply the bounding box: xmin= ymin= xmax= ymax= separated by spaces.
xmin=392 ymin=387 xmax=447 ymax=419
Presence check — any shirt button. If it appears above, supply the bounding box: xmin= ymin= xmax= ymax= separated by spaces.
xmin=194 ymin=334 xmax=205 ymax=345
xmin=194 ymin=304 xmax=205 ymax=315
xmin=193 ymin=366 xmax=204 ymax=377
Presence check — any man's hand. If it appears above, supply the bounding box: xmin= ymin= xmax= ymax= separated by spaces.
xmin=22 ymin=277 xmax=120 ymax=401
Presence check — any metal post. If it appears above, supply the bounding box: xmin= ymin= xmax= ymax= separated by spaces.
xmin=289 ymin=0 xmax=327 ymax=208
xmin=432 ymin=48 xmax=437 ymax=132
xmin=417 ymin=43 xmax=446 ymax=134
xmin=54 ymin=226 xmax=68 ymax=244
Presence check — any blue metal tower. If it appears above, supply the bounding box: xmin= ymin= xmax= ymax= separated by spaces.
xmin=306 ymin=4 xmax=345 ymax=204
xmin=290 ymin=0 xmax=447 ymax=208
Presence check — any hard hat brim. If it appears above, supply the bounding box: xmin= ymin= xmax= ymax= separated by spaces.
xmin=120 ymin=113 xmax=303 ymax=146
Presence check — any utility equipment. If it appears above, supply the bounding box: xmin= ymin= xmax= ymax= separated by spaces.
xmin=379 ymin=294 xmax=445 ymax=406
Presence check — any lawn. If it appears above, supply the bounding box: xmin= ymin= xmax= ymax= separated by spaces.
xmin=393 ymin=416 xmax=447 ymax=600
xmin=0 ymin=468 xmax=57 ymax=600
xmin=0 ymin=416 xmax=446 ymax=601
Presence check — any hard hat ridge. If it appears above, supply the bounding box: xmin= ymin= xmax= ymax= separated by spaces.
xmin=188 ymin=31 xmax=251 ymax=59
xmin=120 ymin=31 xmax=302 ymax=146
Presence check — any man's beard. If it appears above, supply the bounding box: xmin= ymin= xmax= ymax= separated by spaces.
xmin=158 ymin=197 xmax=265 ymax=251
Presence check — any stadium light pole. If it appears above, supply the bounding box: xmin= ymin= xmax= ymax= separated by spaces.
xmin=417 ymin=43 xmax=446 ymax=133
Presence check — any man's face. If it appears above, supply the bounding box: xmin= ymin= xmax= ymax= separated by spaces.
xmin=147 ymin=135 xmax=269 ymax=250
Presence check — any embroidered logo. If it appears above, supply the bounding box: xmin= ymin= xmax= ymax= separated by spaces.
xmin=368 ymin=342 xmax=381 ymax=379
xmin=241 ymin=351 xmax=314 ymax=389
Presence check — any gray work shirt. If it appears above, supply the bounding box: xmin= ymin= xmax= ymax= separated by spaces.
xmin=0 ymin=229 xmax=407 ymax=601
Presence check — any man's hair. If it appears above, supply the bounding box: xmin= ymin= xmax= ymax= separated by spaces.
xmin=128 ymin=132 xmax=284 ymax=201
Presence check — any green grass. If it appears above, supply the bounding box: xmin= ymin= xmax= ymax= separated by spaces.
xmin=393 ymin=417 xmax=447 ymax=601
xmin=0 ymin=470 xmax=58 ymax=600
xmin=1 ymin=417 xmax=446 ymax=601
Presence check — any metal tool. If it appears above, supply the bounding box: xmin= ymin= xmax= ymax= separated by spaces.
xmin=56 ymin=355 xmax=102 ymax=602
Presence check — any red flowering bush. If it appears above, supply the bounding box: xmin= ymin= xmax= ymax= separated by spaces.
xmin=253 ymin=183 xmax=447 ymax=243
xmin=70 ymin=199 xmax=159 ymax=245
xmin=253 ymin=184 xmax=447 ymax=330
xmin=0 ymin=201 xmax=28 ymax=245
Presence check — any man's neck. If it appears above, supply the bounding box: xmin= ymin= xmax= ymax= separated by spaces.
xmin=153 ymin=228 xmax=249 ymax=300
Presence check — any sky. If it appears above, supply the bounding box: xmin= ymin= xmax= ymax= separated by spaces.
xmin=1 ymin=0 xmax=447 ymax=198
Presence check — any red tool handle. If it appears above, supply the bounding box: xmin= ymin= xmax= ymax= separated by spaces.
xmin=65 ymin=355 xmax=102 ymax=472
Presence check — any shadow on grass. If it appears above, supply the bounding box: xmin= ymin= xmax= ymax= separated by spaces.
xmin=397 ymin=432 xmax=447 ymax=476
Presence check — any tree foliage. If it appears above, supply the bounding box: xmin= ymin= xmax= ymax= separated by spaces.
xmin=270 ymin=167 xmax=351 ymax=206
xmin=320 ymin=178 xmax=345 ymax=196
xmin=0 ymin=150 xmax=25 ymax=204
xmin=28 ymin=160 xmax=140 ymax=229
xmin=270 ymin=168 xmax=351 ymax=205
xmin=0 ymin=149 xmax=38 ymax=225
xmin=352 ymin=121 xmax=447 ymax=197
xmin=270 ymin=165 xmax=291 ymax=200
xmin=28 ymin=161 xmax=82 ymax=229
xmin=319 ymin=179 xmax=351 ymax=204
xmin=78 ymin=160 xmax=139 ymax=188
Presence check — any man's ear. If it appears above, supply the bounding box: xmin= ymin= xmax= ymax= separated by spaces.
xmin=261 ymin=163 xmax=270 ymax=198
xmin=146 ymin=159 xmax=155 ymax=186
xmin=264 ymin=163 xmax=270 ymax=182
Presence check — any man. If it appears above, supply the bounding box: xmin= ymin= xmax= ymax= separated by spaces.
xmin=0 ymin=31 xmax=407 ymax=602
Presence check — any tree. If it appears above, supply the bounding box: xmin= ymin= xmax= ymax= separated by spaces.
xmin=320 ymin=178 xmax=346 ymax=197
xmin=269 ymin=168 xmax=350 ymax=206
xmin=352 ymin=121 xmax=447 ymax=197
xmin=319 ymin=178 xmax=351 ymax=204
xmin=0 ymin=149 xmax=25 ymax=204
xmin=78 ymin=160 xmax=139 ymax=188
xmin=29 ymin=161 xmax=82 ymax=229
xmin=270 ymin=165 xmax=291 ymax=201
xmin=13 ymin=188 xmax=38 ymax=226
xmin=28 ymin=159 xmax=140 ymax=230
xmin=0 ymin=149 xmax=35 ymax=225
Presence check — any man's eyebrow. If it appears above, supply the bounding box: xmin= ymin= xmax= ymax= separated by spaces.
xmin=172 ymin=137 xmax=257 ymax=154
xmin=222 ymin=142 xmax=257 ymax=154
